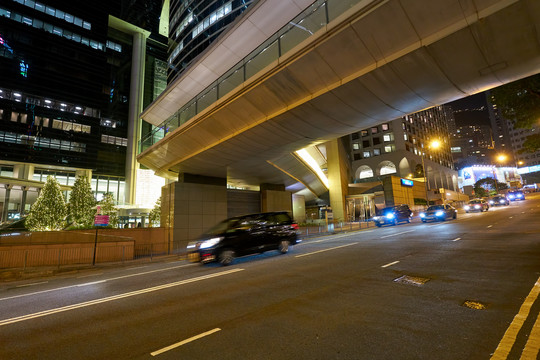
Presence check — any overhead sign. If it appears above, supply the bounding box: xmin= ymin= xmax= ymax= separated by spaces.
xmin=400 ymin=178 xmax=414 ymax=187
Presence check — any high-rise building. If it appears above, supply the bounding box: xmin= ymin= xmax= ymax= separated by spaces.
xmin=0 ymin=0 xmax=167 ymax=223
xmin=349 ymin=105 xmax=456 ymax=191
xmin=168 ymin=0 xmax=255 ymax=83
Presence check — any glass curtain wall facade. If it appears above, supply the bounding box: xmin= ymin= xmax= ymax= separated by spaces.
xmin=168 ymin=0 xmax=255 ymax=83
xmin=0 ymin=0 xmax=167 ymax=222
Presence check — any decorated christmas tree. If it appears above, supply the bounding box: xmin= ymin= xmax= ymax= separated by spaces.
xmin=68 ymin=175 xmax=96 ymax=228
xmin=26 ymin=176 xmax=67 ymax=231
xmin=99 ymin=192 xmax=118 ymax=227
xmin=149 ymin=197 xmax=161 ymax=227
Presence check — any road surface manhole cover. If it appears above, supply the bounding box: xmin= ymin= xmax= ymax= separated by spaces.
xmin=393 ymin=275 xmax=430 ymax=286
xmin=462 ymin=300 xmax=487 ymax=310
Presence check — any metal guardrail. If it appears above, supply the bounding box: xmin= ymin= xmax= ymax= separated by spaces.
xmin=140 ymin=0 xmax=376 ymax=152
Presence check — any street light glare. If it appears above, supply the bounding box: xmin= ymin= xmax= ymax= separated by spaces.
xmin=430 ymin=140 xmax=441 ymax=149
xmin=497 ymin=154 xmax=508 ymax=163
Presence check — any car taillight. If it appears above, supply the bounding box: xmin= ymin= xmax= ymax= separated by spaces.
xmin=291 ymin=223 xmax=299 ymax=230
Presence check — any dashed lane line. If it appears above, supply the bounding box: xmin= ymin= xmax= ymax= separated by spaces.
xmin=380 ymin=230 xmax=415 ymax=239
xmin=295 ymin=243 xmax=358 ymax=258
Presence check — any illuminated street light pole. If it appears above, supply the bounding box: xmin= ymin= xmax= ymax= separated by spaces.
xmin=494 ymin=154 xmax=508 ymax=194
xmin=422 ymin=140 xmax=441 ymax=206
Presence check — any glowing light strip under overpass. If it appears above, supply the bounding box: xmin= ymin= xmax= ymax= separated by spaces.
xmin=295 ymin=149 xmax=329 ymax=188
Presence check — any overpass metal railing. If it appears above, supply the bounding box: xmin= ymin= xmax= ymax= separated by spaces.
xmin=140 ymin=0 xmax=377 ymax=153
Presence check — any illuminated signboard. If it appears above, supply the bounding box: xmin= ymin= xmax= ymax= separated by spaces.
xmin=20 ymin=60 xmax=28 ymax=77
xmin=400 ymin=178 xmax=414 ymax=187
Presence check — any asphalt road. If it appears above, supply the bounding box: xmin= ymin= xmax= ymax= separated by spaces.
xmin=1 ymin=194 xmax=539 ymax=360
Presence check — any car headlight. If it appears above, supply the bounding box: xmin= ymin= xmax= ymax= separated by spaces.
xmin=435 ymin=210 xmax=444 ymax=216
xmin=489 ymin=200 xmax=494 ymax=205
xmin=517 ymin=194 xmax=523 ymax=198
xmin=474 ymin=205 xmax=481 ymax=209
xmin=373 ymin=216 xmax=380 ymax=221
xmin=464 ymin=205 xmax=470 ymax=210
xmin=500 ymin=200 xmax=505 ymax=204
xmin=420 ymin=213 xmax=425 ymax=218
xmin=508 ymin=194 xmax=515 ymax=199
xmin=199 ymin=237 xmax=223 ymax=249
xmin=386 ymin=213 xmax=395 ymax=220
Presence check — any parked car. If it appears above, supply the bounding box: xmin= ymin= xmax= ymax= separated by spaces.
xmin=373 ymin=204 xmax=412 ymax=227
xmin=507 ymin=190 xmax=525 ymax=201
xmin=187 ymin=211 xmax=299 ymax=265
xmin=464 ymin=199 xmax=489 ymax=213
xmin=488 ymin=195 xmax=509 ymax=206
xmin=420 ymin=204 xmax=457 ymax=222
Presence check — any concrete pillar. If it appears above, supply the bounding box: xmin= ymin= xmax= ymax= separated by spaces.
xmin=326 ymin=139 xmax=350 ymax=222
xmin=2 ymin=184 xmax=12 ymax=222
xmin=13 ymin=164 xmax=34 ymax=180
xmin=162 ymin=173 xmax=227 ymax=254
xmin=260 ymin=183 xmax=292 ymax=213
xmin=292 ymin=194 xmax=305 ymax=223
xmin=75 ymin=169 xmax=92 ymax=181
xmin=125 ymin=31 xmax=147 ymax=205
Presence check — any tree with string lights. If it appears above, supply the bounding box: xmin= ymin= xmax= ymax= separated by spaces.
xmin=26 ymin=176 xmax=67 ymax=231
xmin=68 ymin=175 xmax=96 ymax=228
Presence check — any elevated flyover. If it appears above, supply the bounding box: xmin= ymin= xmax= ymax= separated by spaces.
xmin=139 ymin=0 xmax=540 ymax=200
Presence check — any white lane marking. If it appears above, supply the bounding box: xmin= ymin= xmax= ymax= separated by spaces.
xmin=452 ymin=238 xmax=461 ymax=242
xmin=77 ymin=273 xmax=104 ymax=279
xmin=521 ymin=311 xmax=540 ymax=359
xmin=0 ymin=268 xmax=244 ymax=327
xmin=15 ymin=282 xmax=48 ymax=288
xmin=490 ymin=276 xmax=540 ymax=359
xmin=381 ymin=261 xmax=399 ymax=268
xmin=380 ymin=230 xmax=415 ymax=239
xmin=151 ymin=328 xmax=221 ymax=356
xmin=0 ymin=263 xmax=194 ymax=302
xmin=76 ymin=280 xmax=106 ymax=287
xmin=310 ymin=230 xmax=373 ymax=244
xmin=295 ymin=243 xmax=358 ymax=258
xmin=487 ymin=225 xmax=493 ymax=228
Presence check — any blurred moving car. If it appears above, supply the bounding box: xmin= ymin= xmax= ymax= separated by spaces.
xmin=420 ymin=204 xmax=457 ymax=222
xmin=187 ymin=211 xmax=299 ymax=265
xmin=464 ymin=199 xmax=489 ymax=213
xmin=489 ymin=195 xmax=510 ymax=206
xmin=373 ymin=204 xmax=412 ymax=227
xmin=507 ymin=190 xmax=525 ymax=201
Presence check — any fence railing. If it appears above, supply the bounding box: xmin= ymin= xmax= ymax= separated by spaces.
xmin=298 ymin=220 xmax=375 ymax=238
xmin=0 ymin=241 xmax=175 ymax=270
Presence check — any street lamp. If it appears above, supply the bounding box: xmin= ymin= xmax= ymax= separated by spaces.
xmin=493 ymin=154 xmax=508 ymax=194
xmin=421 ymin=140 xmax=441 ymax=206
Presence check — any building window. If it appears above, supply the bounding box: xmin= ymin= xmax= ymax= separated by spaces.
xmin=373 ymin=137 xmax=381 ymax=145
xmin=373 ymin=148 xmax=381 ymax=156
xmin=383 ymin=134 xmax=392 ymax=142
xmin=363 ymin=151 xmax=371 ymax=158
xmin=384 ymin=145 xmax=394 ymax=153
xmin=371 ymin=127 xmax=378 ymax=134
xmin=362 ymin=140 xmax=370 ymax=148
xmin=381 ymin=123 xmax=389 ymax=131
xmin=353 ymin=143 xmax=359 ymax=150
xmin=361 ymin=130 xmax=368 ymax=137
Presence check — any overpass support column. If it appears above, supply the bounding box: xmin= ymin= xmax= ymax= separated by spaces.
xmin=326 ymin=139 xmax=350 ymax=222
xmin=161 ymin=173 xmax=227 ymax=254
xmin=260 ymin=183 xmax=292 ymax=213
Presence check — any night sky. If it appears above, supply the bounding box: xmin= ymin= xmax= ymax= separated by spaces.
xmin=447 ymin=92 xmax=491 ymax=127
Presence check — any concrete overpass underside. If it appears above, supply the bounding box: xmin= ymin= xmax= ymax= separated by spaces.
xmin=139 ymin=0 xmax=540 ymax=201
